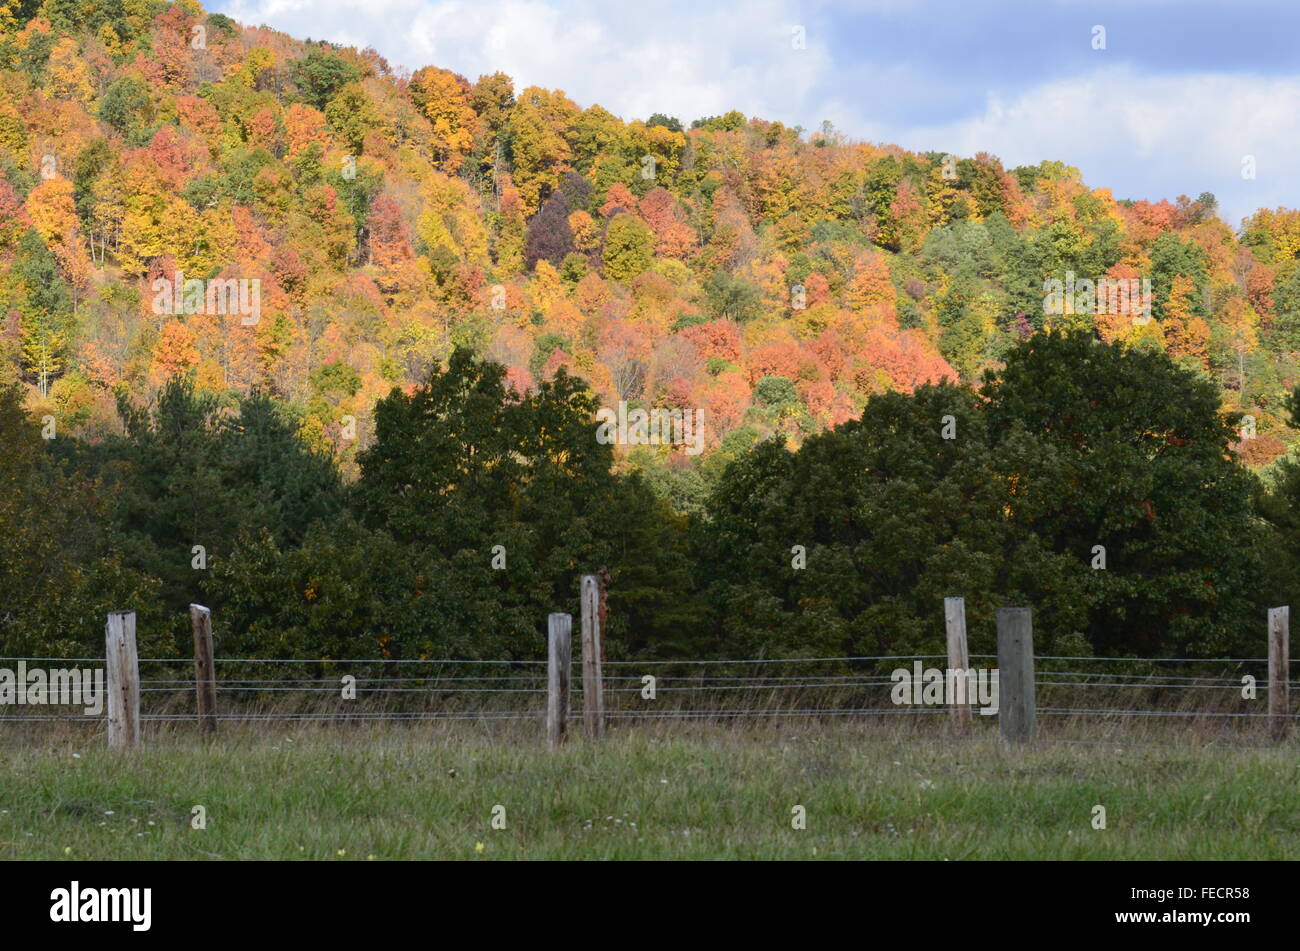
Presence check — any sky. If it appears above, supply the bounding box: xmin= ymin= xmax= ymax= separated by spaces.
xmin=209 ymin=0 xmax=1300 ymax=227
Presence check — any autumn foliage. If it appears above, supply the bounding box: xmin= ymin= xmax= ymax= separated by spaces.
xmin=0 ymin=0 xmax=1294 ymax=480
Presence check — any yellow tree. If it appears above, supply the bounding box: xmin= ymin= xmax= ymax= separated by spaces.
xmin=88 ymin=162 xmax=126 ymax=265
xmin=1242 ymin=207 xmax=1300 ymax=261
xmin=416 ymin=171 xmax=489 ymax=265
xmin=227 ymin=47 xmax=274 ymax=89
xmin=184 ymin=201 xmax=239 ymax=275
xmin=494 ymin=175 xmax=526 ymax=272
xmin=1163 ymin=275 xmax=1210 ymax=368
xmin=528 ymin=258 xmax=565 ymax=315
xmin=470 ymin=72 xmax=514 ymax=142
xmin=408 ymin=66 xmax=477 ymax=171
xmin=20 ymin=320 xmax=66 ymax=398
xmin=507 ymin=86 xmax=579 ymax=212
xmin=324 ymin=81 xmax=382 ymax=154
xmin=750 ymin=143 xmax=801 ymax=221
xmin=1218 ymin=295 xmax=1258 ymax=396
xmin=924 ymin=163 xmax=961 ymax=227
xmin=48 ymin=37 xmax=95 ymax=103
xmin=627 ymin=121 xmax=684 ymax=188
xmin=95 ymin=21 xmax=124 ymax=58
xmin=25 ymin=177 xmax=92 ymax=295
xmin=0 ymin=0 xmax=21 ymax=36
xmin=568 ymin=210 xmax=599 ymax=253
xmin=0 ymin=97 xmax=26 ymax=160
xmin=25 ymin=177 xmax=78 ymax=246
xmin=118 ymin=166 xmax=192 ymax=276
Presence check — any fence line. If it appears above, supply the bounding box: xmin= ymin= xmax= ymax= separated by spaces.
xmin=119 ymin=679 xmax=1300 ymax=693
xmin=2 ymin=654 xmax=1275 ymax=665
xmin=1 ymin=598 xmax=1292 ymax=747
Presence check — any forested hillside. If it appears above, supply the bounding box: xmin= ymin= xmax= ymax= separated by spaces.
xmin=5 ymin=1 xmax=1300 ymax=662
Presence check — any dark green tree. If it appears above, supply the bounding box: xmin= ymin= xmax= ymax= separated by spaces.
xmin=982 ymin=330 xmax=1263 ymax=656
xmin=702 ymin=268 xmax=762 ymax=323
xmin=352 ymin=348 xmax=697 ymax=655
xmin=699 ymin=385 xmax=1086 ymax=660
xmin=98 ymin=75 xmax=153 ymax=139
xmin=94 ymin=378 xmax=343 ymax=617
xmin=1149 ymin=233 xmax=1210 ymax=322
xmin=0 ymin=384 xmax=165 ymax=658
xmin=291 ymin=48 xmax=364 ymax=111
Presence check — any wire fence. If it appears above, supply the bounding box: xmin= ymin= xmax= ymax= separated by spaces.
xmin=0 ymin=653 xmax=1293 ymax=734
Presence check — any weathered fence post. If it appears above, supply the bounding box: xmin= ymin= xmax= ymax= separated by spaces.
xmin=996 ymin=607 xmax=1035 ymax=745
xmin=580 ymin=575 xmax=605 ymax=739
xmin=190 ymin=604 xmax=217 ymax=736
xmin=945 ymin=597 xmax=972 ymax=735
xmin=105 ymin=611 xmax=140 ymax=749
xmin=1268 ymin=606 xmax=1291 ymax=742
xmin=547 ymin=613 xmax=572 ymax=750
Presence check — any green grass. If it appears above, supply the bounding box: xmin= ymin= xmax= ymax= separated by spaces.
xmin=1 ymin=722 xmax=1296 ymax=860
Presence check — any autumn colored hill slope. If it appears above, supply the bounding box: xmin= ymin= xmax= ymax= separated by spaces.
xmin=12 ymin=1 xmax=1300 ymax=665
xmin=2 ymin=0 xmax=1299 ymax=495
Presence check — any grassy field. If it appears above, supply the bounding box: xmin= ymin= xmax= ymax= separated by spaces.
xmin=0 ymin=721 xmax=1296 ymax=860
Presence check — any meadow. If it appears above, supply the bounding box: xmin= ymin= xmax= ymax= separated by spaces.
xmin=1 ymin=720 xmax=1295 ymax=861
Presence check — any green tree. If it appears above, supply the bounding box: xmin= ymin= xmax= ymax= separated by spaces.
xmin=13 ymin=228 xmax=73 ymax=397
xmin=292 ymin=48 xmax=363 ymax=111
xmin=935 ymin=274 xmax=986 ymax=379
xmin=601 ymin=213 xmax=654 ymax=282
xmin=94 ymin=379 xmax=343 ymax=617
xmin=324 ymin=81 xmax=381 ymax=153
xmin=982 ymin=331 xmax=1263 ymax=656
xmin=700 ymin=385 xmax=1086 ymax=659
xmin=700 ymin=331 xmax=1266 ymax=660
xmin=0 ymin=383 xmax=165 ymax=658
xmin=353 ymin=348 xmax=697 ymax=654
xmin=1149 ymin=233 xmax=1209 ymax=322
xmin=702 ymin=268 xmax=762 ymax=323
xmin=753 ymin=375 xmax=798 ymax=409
xmin=98 ymin=75 xmax=152 ymax=139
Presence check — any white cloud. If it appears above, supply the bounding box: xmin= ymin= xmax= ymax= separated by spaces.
xmin=218 ymin=0 xmax=833 ymax=124
xmin=846 ymin=66 xmax=1300 ymax=225
xmin=214 ymin=1 xmax=1300 ymax=223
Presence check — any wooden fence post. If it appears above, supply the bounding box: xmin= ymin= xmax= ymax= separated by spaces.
xmin=547 ymin=613 xmax=572 ymax=750
xmin=1268 ymin=606 xmax=1291 ymax=742
xmin=190 ymin=604 xmax=217 ymax=736
xmin=105 ymin=611 xmax=140 ymax=749
xmin=581 ymin=575 xmax=605 ymax=739
xmin=996 ymin=607 xmax=1035 ymax=745
xmin=944 ymin=597 xmax=971 ymax=735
